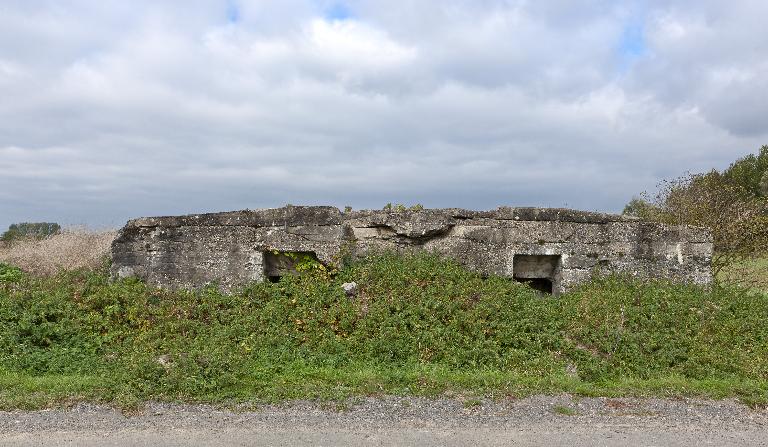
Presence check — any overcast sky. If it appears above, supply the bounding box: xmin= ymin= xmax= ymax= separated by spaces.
xmin=1 ymin=0 xmax=767 ymax=230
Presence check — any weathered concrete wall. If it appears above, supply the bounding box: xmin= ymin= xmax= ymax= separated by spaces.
xmin=111 ymin=206 xmax=713 ymax=294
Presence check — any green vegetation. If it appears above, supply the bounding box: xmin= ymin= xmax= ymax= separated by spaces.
xmin=718 ymin=258 xmax=768 ymax=292
xmin=269 ymin=250 xmax=337 ymax=279
xmin=623 ymin=146 xmax=768 ymax=288
xmin=1 ymin=252 xmax=766 ymax=409
xmin=1 ymin=223 xmax=61 ymax=243
xmin=552 ymin=405 xmax=579 ymax=416
xmin=462 ymin=398 xmax=482 ymax=408
xmin=722 ymin=145 xmax=768 ymax=198
xmin=383 ymin=203 xmax=424 ymax=212
xmin=0 ymin=263 xmax=23 ymax=283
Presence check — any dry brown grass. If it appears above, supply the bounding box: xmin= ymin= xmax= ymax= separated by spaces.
xmin=0 ymin=229 xmax=117 ymax=276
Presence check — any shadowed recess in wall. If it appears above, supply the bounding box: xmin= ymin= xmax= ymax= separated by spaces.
xmin=513 ymin=254 xmax=562 ymax=295
xmin=263 ymin=251 xmax=321 ymax=283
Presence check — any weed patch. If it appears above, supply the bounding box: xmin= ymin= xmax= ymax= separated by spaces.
xmin=552 ymin=405 xmax=579 ymax=416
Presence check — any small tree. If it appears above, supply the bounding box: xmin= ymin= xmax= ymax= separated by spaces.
xmin=639 ymin=172 xmax=768 ymax=282
xmin=621 ymin=197 xmax=658 ymax=218
xmin=760 ymin=171 xmax=768 ymax=197
xmin=722 ymin=145 xmax=768 ymax=197
xmin=1 ymin=222 xmax=61 ymax=243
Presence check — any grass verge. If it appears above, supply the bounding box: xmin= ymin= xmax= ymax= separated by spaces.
xmin=0 ymin=252 xmax=766 ymax=409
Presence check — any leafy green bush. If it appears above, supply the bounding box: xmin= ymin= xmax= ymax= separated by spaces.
xmin=722 ymin=145 xmax=768 ymax=198
xmin=0 ymin=263 xmax=23 ymax=283
xmin=0 ymin=252 xmax=766 ymax=407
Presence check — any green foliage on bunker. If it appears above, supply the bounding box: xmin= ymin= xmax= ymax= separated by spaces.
xmin=0 ymin=252 xmax=766 ymax=409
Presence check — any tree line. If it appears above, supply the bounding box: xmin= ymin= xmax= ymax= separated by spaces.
xmin=0 ymin=222 xmax=61 ymax=243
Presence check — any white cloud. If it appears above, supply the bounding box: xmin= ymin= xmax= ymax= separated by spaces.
xmin=0 ymin=0 xmax=766 ymax=231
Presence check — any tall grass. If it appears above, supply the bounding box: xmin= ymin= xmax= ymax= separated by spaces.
xmin=0 ymin=229 xmax=115 ymax=276
xmin=1 ymin=251 xmax=766 ymax=409
xmin=718 ymin=257 xmax=768 ymax=291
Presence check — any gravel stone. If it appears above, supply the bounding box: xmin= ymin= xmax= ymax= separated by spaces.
xmin=1 ymin=395 xmax=766 ymax=446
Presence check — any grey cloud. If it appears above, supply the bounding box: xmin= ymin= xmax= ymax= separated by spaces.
xmin=627 ymin=0 xmax=768 ymax=135
xmin=0 ymin=0 xmax=766 ymax=232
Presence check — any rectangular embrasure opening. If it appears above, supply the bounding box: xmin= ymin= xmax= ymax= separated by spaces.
xmin=513 ymin=254 xmax=562 ymax=295
xmin=263 ymin=251 xmax=320 ymax=283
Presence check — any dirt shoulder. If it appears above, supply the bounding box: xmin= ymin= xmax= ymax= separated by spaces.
xmin=1 ymin=395 xmax=767 ymax=446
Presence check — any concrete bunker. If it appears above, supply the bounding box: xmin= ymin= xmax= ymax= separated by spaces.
xmin=110 ymin=205 xmax=713 ymax=293
xmin=263 ymin=251 xmax=321 ymax=283
xmin=513 ymin=254 xmax=562 ymax=295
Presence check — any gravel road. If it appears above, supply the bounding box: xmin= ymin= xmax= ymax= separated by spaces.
xmin=1 ymin=395 xmax=766 ymax=446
